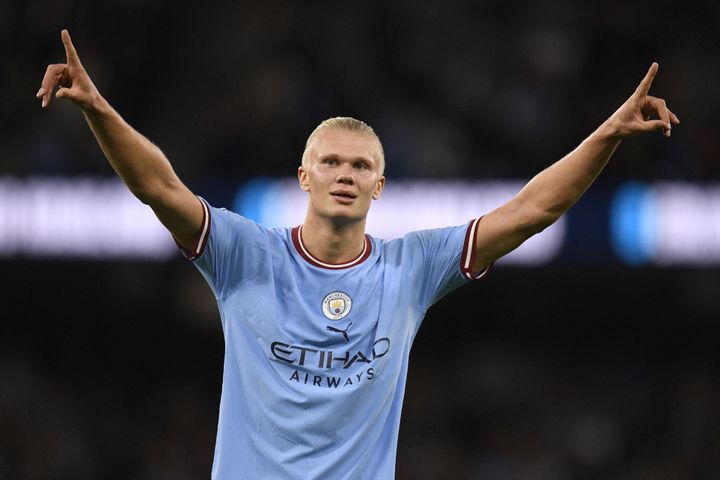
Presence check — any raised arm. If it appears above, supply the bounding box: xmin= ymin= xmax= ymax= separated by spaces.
xmin=469 ymin=63 xmax=680 ymax=272
xmin=36 ymin=29 xmax=203 ymax=251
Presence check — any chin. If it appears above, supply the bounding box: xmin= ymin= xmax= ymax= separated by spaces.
xmin=324 ymin=209 xmax=366 ymax=226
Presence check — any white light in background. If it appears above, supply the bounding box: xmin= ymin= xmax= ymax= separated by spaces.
xmin=17 ymin=177 xmax=720 ymax=266
xmin=653 ymin=182 xmax=720 ymax=265
xmin=0 ymin=177 xmax=176 ymax=259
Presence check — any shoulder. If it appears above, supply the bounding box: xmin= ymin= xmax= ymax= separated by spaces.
xmin=385 ymin=224 xmax=469 ymax=248
xmin=204 ymin=201 xmax=291 ymax=249
xmin=376 ymin=223 xmax=477 ymax=273
xmin=208 ymin=204 xmax=270 ymax=234
xmin=372 ymin=226 xmax=454 ymax=263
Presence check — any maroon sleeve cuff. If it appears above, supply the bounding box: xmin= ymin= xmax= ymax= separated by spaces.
xmin=175 ymin=197 xmax=211 ymax=261
xmin=460 ymin=216 xmax=492 ymax=280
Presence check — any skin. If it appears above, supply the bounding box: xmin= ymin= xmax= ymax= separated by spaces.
xmin=298 ymin=129 xmax=385 ymax=263
xmin=37 ymin=30 xmax=679 ymax=272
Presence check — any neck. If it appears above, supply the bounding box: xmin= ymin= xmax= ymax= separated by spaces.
xmin=300 ymin=214 xmax=367 ymax=265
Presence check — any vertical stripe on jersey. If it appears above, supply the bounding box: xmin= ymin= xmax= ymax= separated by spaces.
xmin=460 ymin=217 xmax=492 ymax=280
xmin=176 ymin=196 xmax=211 ymax=261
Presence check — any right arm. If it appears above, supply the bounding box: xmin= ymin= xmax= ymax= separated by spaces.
xmin=36 ymin=29 xmax=203 ymax=250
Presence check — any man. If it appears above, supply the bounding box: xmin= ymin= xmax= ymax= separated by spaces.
xmin=37 ymin=29 xmax=678 ymax=479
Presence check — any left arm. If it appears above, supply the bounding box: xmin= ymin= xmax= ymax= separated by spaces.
xmin=471 ymin=62 xmax=680 ymax=271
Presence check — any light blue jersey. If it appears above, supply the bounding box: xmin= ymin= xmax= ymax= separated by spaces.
xmin=180 ymin=198 xmax=489 ymax=480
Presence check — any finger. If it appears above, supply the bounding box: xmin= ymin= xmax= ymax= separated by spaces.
xmin=634 ymin=62 xmax=659 ymax=97
xmin=647 ymin=96 xmax=671 ymax=133
xmin=39 ymin=64 xmax=65 ymax=93
xmin=37 ymin=63 xmax=66 ymax=108
xmin=637 ymin=119 xmax=669 ymax=134
xmin=644 ymin=96 xmax=681 ymax=125
xmin=61 ymin=29 xmax=82 ymax=67
xmin=56 ymin=87 xmax=80 ymax=103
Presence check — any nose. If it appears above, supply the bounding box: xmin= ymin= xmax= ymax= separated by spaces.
xmin=336 ymin=164 xmax=355 ymax=185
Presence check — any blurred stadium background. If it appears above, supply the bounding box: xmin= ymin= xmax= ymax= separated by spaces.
xmin=2 ymin=0 xmax=720 ymax=478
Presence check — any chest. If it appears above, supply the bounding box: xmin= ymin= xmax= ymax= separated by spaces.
xmin=224 ymin=255 xmax=421 ymax=353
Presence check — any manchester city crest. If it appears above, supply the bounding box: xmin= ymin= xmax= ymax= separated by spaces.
xmin=322 ymin=291 xmax=352 ymax=320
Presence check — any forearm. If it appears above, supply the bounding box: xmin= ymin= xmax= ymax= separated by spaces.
xmin=516 ymin=121 xmax=621 ymax=231
xmin=82 ymin=94 xmax=182 ymax=205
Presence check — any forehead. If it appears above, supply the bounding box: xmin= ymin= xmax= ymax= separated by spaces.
xmin=309 ymin=129 xmax=380 ymax=162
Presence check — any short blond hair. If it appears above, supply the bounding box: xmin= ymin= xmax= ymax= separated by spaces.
xmin=301 ymin=117 xmax=385 ymax=175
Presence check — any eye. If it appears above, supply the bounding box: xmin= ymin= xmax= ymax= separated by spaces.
xmin=323 ymin=158 xmax=338 ymax=165
xmin=354 ymin=162 xmax=368 ymax=170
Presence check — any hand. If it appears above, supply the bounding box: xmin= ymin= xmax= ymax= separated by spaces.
xmin=606 ymin=62 xmax=680 ymax=139
xmin=36 ymin=29 xmax=99 ymax=110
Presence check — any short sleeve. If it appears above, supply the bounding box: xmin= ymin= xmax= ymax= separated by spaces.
xmin=415 ymin=217 xmax=491 ymax=309
xmin=178 ymin=197 xmax=270 ymax=300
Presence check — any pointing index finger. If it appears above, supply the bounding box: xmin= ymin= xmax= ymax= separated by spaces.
xmin=635 ymin=62 xmax=659 ymax=97
xmin=61 ymin=29 xmax=81 ymax=66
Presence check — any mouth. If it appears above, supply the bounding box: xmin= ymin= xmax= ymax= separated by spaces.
xmin=330 ymin=191 xmax=357 ymax=204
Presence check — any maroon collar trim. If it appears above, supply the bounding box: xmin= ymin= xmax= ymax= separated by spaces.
xmin=291 ymin=226 xmax=372 ymax=269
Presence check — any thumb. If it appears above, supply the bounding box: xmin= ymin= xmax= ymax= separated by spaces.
xmin=56 ymin=87 xmax=79 ymax=102
xmin=640 ymin=119 xmax=670 ymax=133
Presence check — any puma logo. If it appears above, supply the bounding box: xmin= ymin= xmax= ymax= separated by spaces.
xmin=326 ymin=322 xmax=352 ymax=342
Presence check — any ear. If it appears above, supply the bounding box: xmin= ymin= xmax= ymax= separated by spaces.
xmin=298 ymin=166 xmax=310 ymax=192
xmin=371 ymin=175 xmax=385 ymax=200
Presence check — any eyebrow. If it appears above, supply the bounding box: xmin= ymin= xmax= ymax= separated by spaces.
xmin=320 ymin=154 xmax=375 ymax=165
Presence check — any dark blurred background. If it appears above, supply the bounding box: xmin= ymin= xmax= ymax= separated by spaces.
xmin=2 ymin=0 xmax=720 ymax=478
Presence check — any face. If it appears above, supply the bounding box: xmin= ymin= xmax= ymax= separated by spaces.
xmin=298 ymin=129 xmax=385 ymax=225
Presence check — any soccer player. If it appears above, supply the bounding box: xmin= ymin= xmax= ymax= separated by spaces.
xmin=37 ymin=29 xmax=679 ymax=479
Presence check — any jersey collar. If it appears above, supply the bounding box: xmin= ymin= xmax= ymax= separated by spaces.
xmin=291 ymin=225 xmax=372 ymax=270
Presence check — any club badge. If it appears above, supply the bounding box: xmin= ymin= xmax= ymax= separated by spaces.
xmin=322 ymin=291 xmax=352 ymax=320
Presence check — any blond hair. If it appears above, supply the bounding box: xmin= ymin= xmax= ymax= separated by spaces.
xmin=301 ymin=117 xmax=385 ymax=175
